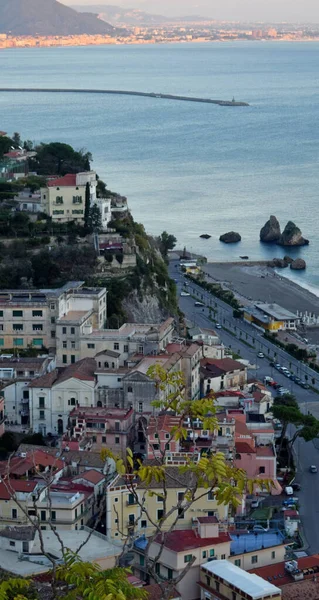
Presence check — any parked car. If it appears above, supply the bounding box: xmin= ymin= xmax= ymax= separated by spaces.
xmin=269 ymin=380 xmax=278 ymax=388
xmin=252 ymin=525 xmax=269 ymax=532
xmin=282 ymin=498 xmax=299 ymax=506
xmin=300 ymin=382 xmax=310 ymax=389
xmin=292 ymin=483 xmax=301 ymax=491
xmin=257 ymin=352 xmax=265 ymax=358
xmin=251 ymin=499 xmax=260 ymax=509
xmin=274 ymin=364 xmax=282 ymax=370
xmin=180 ymin=291 xmax=190 ymax=296
xmin=309 ymin=465 xmax=318 ymax=473
xmin=278 ymin=388 xmax=290 ymax=396
xmin=294 ymin=377 xmax=302 ymax=384
xmin=284 ymin=486 xmax=293 ymax=496
xmin=215 ymin=323 xmax=222 ymax=329
xmin=194 ymin=301 xmax=204 ymax=307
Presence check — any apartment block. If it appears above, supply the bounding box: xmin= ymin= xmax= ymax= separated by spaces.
xmin=199 ymin=560 xmax=281 ymax=600
xmin=0 ymin=282 xmax=106 ymax=352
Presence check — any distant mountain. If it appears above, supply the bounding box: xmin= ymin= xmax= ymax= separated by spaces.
xmin=73 ymin=4 xmax=169 ymax=25
xmin=72 ymin=4 xmax=209 ymax=26
xmin=0 ymin=0 xmax=126 ymax=35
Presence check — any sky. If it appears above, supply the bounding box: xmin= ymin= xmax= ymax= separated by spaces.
xmin=64 ymin=0 xmax=319 ymax=22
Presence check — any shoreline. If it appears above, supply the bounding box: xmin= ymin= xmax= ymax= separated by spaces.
xmin=202 ymin=261 xmax=319 ymax=317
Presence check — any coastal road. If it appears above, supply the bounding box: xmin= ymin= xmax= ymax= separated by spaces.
xmin=170 ymin=259 xmax=319 ymax=552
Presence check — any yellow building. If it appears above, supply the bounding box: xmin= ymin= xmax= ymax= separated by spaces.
xmin=244 ymin=303 xmax=298 ymax=332
xmin=105 ymin=469 xmax=229 ymax=541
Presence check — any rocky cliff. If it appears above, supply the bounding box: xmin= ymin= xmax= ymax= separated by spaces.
xmin=219 ymin=231 xmax=241 ymax=243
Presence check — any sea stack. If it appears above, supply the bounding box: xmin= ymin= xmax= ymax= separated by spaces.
xmin=278 ymin=221 xmax=309 ymax=246
xmin=290 ymin=258 xmax=306 ymax=270
xmin=219 ymin=231 xmax=241 ymax=243
xmin=260 ymin=215 xmax=281 ymax=243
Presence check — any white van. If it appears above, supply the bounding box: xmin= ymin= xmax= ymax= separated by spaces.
xmin=285 ymin=486 xmax=293 ymax=496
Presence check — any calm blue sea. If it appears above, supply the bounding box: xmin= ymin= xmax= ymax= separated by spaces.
xmin=1 ymin=42 xmax=319 ymax=290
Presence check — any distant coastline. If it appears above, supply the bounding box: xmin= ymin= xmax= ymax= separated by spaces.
xmin=2 ymin=36 xmax=319 ymax=51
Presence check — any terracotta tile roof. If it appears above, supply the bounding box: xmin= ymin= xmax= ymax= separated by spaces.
xmin=249 ymin=554 xmax=319 ymax=588
xmin=29 ymin=358 xmax=96 ymax=388
xmin=0 ymin=479 xmax=37 ymax=500
xmin=256 ymin=446 xmax=274 ymax=457
xmin=235 ymin=441 xmax=256 ymax=454
xmin=143 ymin=584 xmax=181 ymax=600
xmin=47 ymin=174 xmax=77 ymax=187
xmin=283 ymin=509 xmax=300 ymax=519
xmin=0 ymin=526 xmax=36 ymax=541
xmin=201 ymin=358 xmax=246 ymax=373
xmin=154 ymin=529 xmax=231 ymax=552
xmin=235 ymin=420 xmax=250 ymax=436
xmin=75 ymin=469 xmax=105 ymax=485
xmin=147 ymin=414 xmax=182 ymax=435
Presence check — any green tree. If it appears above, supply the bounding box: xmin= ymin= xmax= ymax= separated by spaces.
xmin=33 ymin=142 xmax=92 ymax=176
xmin=103 ymin=365 xmax=270 ymax=600
xmin=12 ymin=132 xmax=22 ymax=147
xmin=31 ymin=250 xmax=60 ymax=287
xmin=84 ymin=182 xmax=91 ymax=230
xmin=0 ymin=136 xmax=15 ymax=158
xmin=88 ymin=204 xmax=102 ymax=231
xmin=158 ymin=231 xmax=177 ymax=258
xmin=96 ymin=178 xmax=107 ymax=198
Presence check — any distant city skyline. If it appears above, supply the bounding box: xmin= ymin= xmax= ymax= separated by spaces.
xmin=63 ymin=0 xmax=319 ymax=23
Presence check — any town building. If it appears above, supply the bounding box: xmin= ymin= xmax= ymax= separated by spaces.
xmin=199 ymin=559 xmax=281 ymax=600
xmin=63 ymin=405 xmax=135 ymax=455
xmin=201 ymin=358 xmax=247 ymax=395
xmin=244 ymin=303 xmax=298 ymax=332
xmin=0 ymin=281 xmax=106 ymax=353
xmin=13 ymin=188 xmax=42 ymax=213
xmin=106 ymin=475 xmax=229 ymax=542
xmin=166 ymin=341 xmax=202 ymax=400
xmin=188 ymin=325 xmax=225 ymax=360
xmin=250 ymin=555 xmax=319 ymax=600
xmin=41 ymin=171 xmax=111 ymax=227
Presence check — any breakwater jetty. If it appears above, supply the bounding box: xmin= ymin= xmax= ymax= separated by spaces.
xmin=0 ymin=88 xmax=249 ymax=107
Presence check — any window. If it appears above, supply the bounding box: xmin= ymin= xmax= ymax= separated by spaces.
xmin=155 ymin=564 xmax=160 ymax=576
xmin=128 ymin=385 xmax=133 ymax=393
xmin=62 ymin=355 xmax=67 ymax=364
xmin=184 ymin=554 xmax=192 ymax=563
xmin=53 ymin=210 xmax=64 ymax=215
xmin=32 ymin=310 xmax=43 ymax=317
xmin=138 ymin=402 xmax=143 ymax=413
xmin=72 ymin=209 xmax=83 ymax=215
xmin=55 ymin=196 xmax=63 ymax=204
xmin=139 ymin=555 xmax=145 ymax=566
xmin=232 ymin=592 xmax=236 ymax=600
xmin=124 ymin=344 xmax=128 ymax=352
xmin=39 ymin=410 xmax=45 ymax=420
xmin=69 ymin=398 xmax=76 ymax=406
xmin=9 ymin=541 xmax=15 ymax=547
xmin=138 ymin=345 xmax=144 ymax=354
xmin=271 ymin=551 xmax=276 ymax=559
xmin=13 ymin=324 xmax=23 ymax=331
xmin=12 ymin=508 xmax=17 ymax=519
xmin=12 ymin=310 xmax=23 ymax=317
xmin=87 ymin=343 xmax=95 ymax=349
xmin=62 ymin=327 xmax=67 ymax=335
xmin=114 ymin=497 xmax=118 ymax=503
xmin=71 ymin=355 xmax=75 ymax=364
xmin=72 ymin=195 xmax=82 ymax=204
xmin=221 ymin=554 xmax=226 ymax=560
xmin=71 ymin=341 xmax=75 ymax=349
xmin=141 ymin=520 xmax=147 ymax=528
xmin=33 ymin=324 xmax=43 ymax=331
xmin=259 ymin=466 xmax=266 ymax=474
xmin=128 ymin=514 xmax=135 ymax=525
xmin=23 ymin=390 xmax=29 ymax=399
xmin=13 ymin=338 xmax=23 ymax=346
xmin=33 ymin=339 xmax=43 ymax=347
xmin=51 ymin=511 xmax=56 ymax=521
xmin=167 ymin=568 xmax=173 ymax=580
xmin=157 ymin=495 xmax=163 ymax=503
xmin=104 ymin=362 xmax=109 ymax=368
xmin=234 ymin=559 xmax=241 ymax=567
xmin=92 ymin=436 xmax=97 ymax=443
xmin=39 ymin=397 xmax=45 ymax=408
xmin=157 ymin=509 xmax=164 ymax=521
xmin=202 ymin=551 xmax=207 ymax=559
xmin=102 ymin=436 xmax=106 ymax=444
xmin=206 ymin=576 xmax=210 ymax=587
xmin=251 ymin=555 xmax=258 ymax=564
xmin=128 ymin=493 xmax=136 ymax=506
xmin=40 ymin=510 xmax=46 ymax=521
xmin=0 ymin=311 xmax=3 ymax=317
xmin=51 ymin=317 xmax=55 ymax=324
xmin=62 ymin=341 xmax=67 ymax=350
xmin=115 ymin=436 xmax=120 ymax=444
xmin=209 ymin=549 xmax=215 ymax=557
xmin=208 ymin=491 xmax=215 ymax=501
xmin=114 ymin=342 xmax=119 ymax=350
xmin=51 ymin=331 xmax=55 ymax=338
xmin=0 ymin=339 xmax=3 ymax=346
xmin=115 ymin=421 xmax=120 ymax=432
xmin=177 ymin=491 xmax=184 ymax=519
xmin=40 ymin=526 xmax=46 ymax=531
xmin=70 ymin=327 xmax=75 ymax=335
xmin=50 ymin=304 xmax=55 ymax=310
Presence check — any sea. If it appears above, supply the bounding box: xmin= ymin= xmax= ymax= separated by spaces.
xmin=1 ymin=41 xmax=319 ymax=292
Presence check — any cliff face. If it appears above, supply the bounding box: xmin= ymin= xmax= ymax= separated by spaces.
xmin=0 ymin=0 xmax=124 ymax=35
xmin=123 ymin=290 xmax=170 ymax=323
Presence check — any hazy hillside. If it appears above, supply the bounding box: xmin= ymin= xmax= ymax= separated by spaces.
xmin=0 ymin=0 xmax=126 ymax=35
xmin=73 ymin=4 xmax=169 ymax=25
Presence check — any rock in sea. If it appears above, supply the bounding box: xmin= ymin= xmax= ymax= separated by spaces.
xmin=290 ymin=258 xmax=306 ymax=270
xmin=260 ymin=215 xmax=281 ymax=243
xmin=219 ymin=231 xmax=241 ymax=244
xmin=278 ymin=221 xmax=309 ymax=246
xmin=200 ymin=234 xmax=211 ymax=239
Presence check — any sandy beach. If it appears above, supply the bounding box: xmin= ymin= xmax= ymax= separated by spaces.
xmin=202 ymin=262 xmax=319 ymax=317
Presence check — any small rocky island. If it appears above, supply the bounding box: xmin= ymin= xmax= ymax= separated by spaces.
xmin=219 ymin=231 xmax=241 ymax=243
xmin=268 ymin=255 xmax=306 ymax=270
xmin=200 ymin=234 xmax=211 ymax=239
xmin=260 ymin=216 xmax=309 ymax=246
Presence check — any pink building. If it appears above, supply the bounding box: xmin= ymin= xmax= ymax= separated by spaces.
xmin=146 ymin=414 xmax=182 ymax=459
xmin=64 ymin=406 xmax=135 ymax=456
